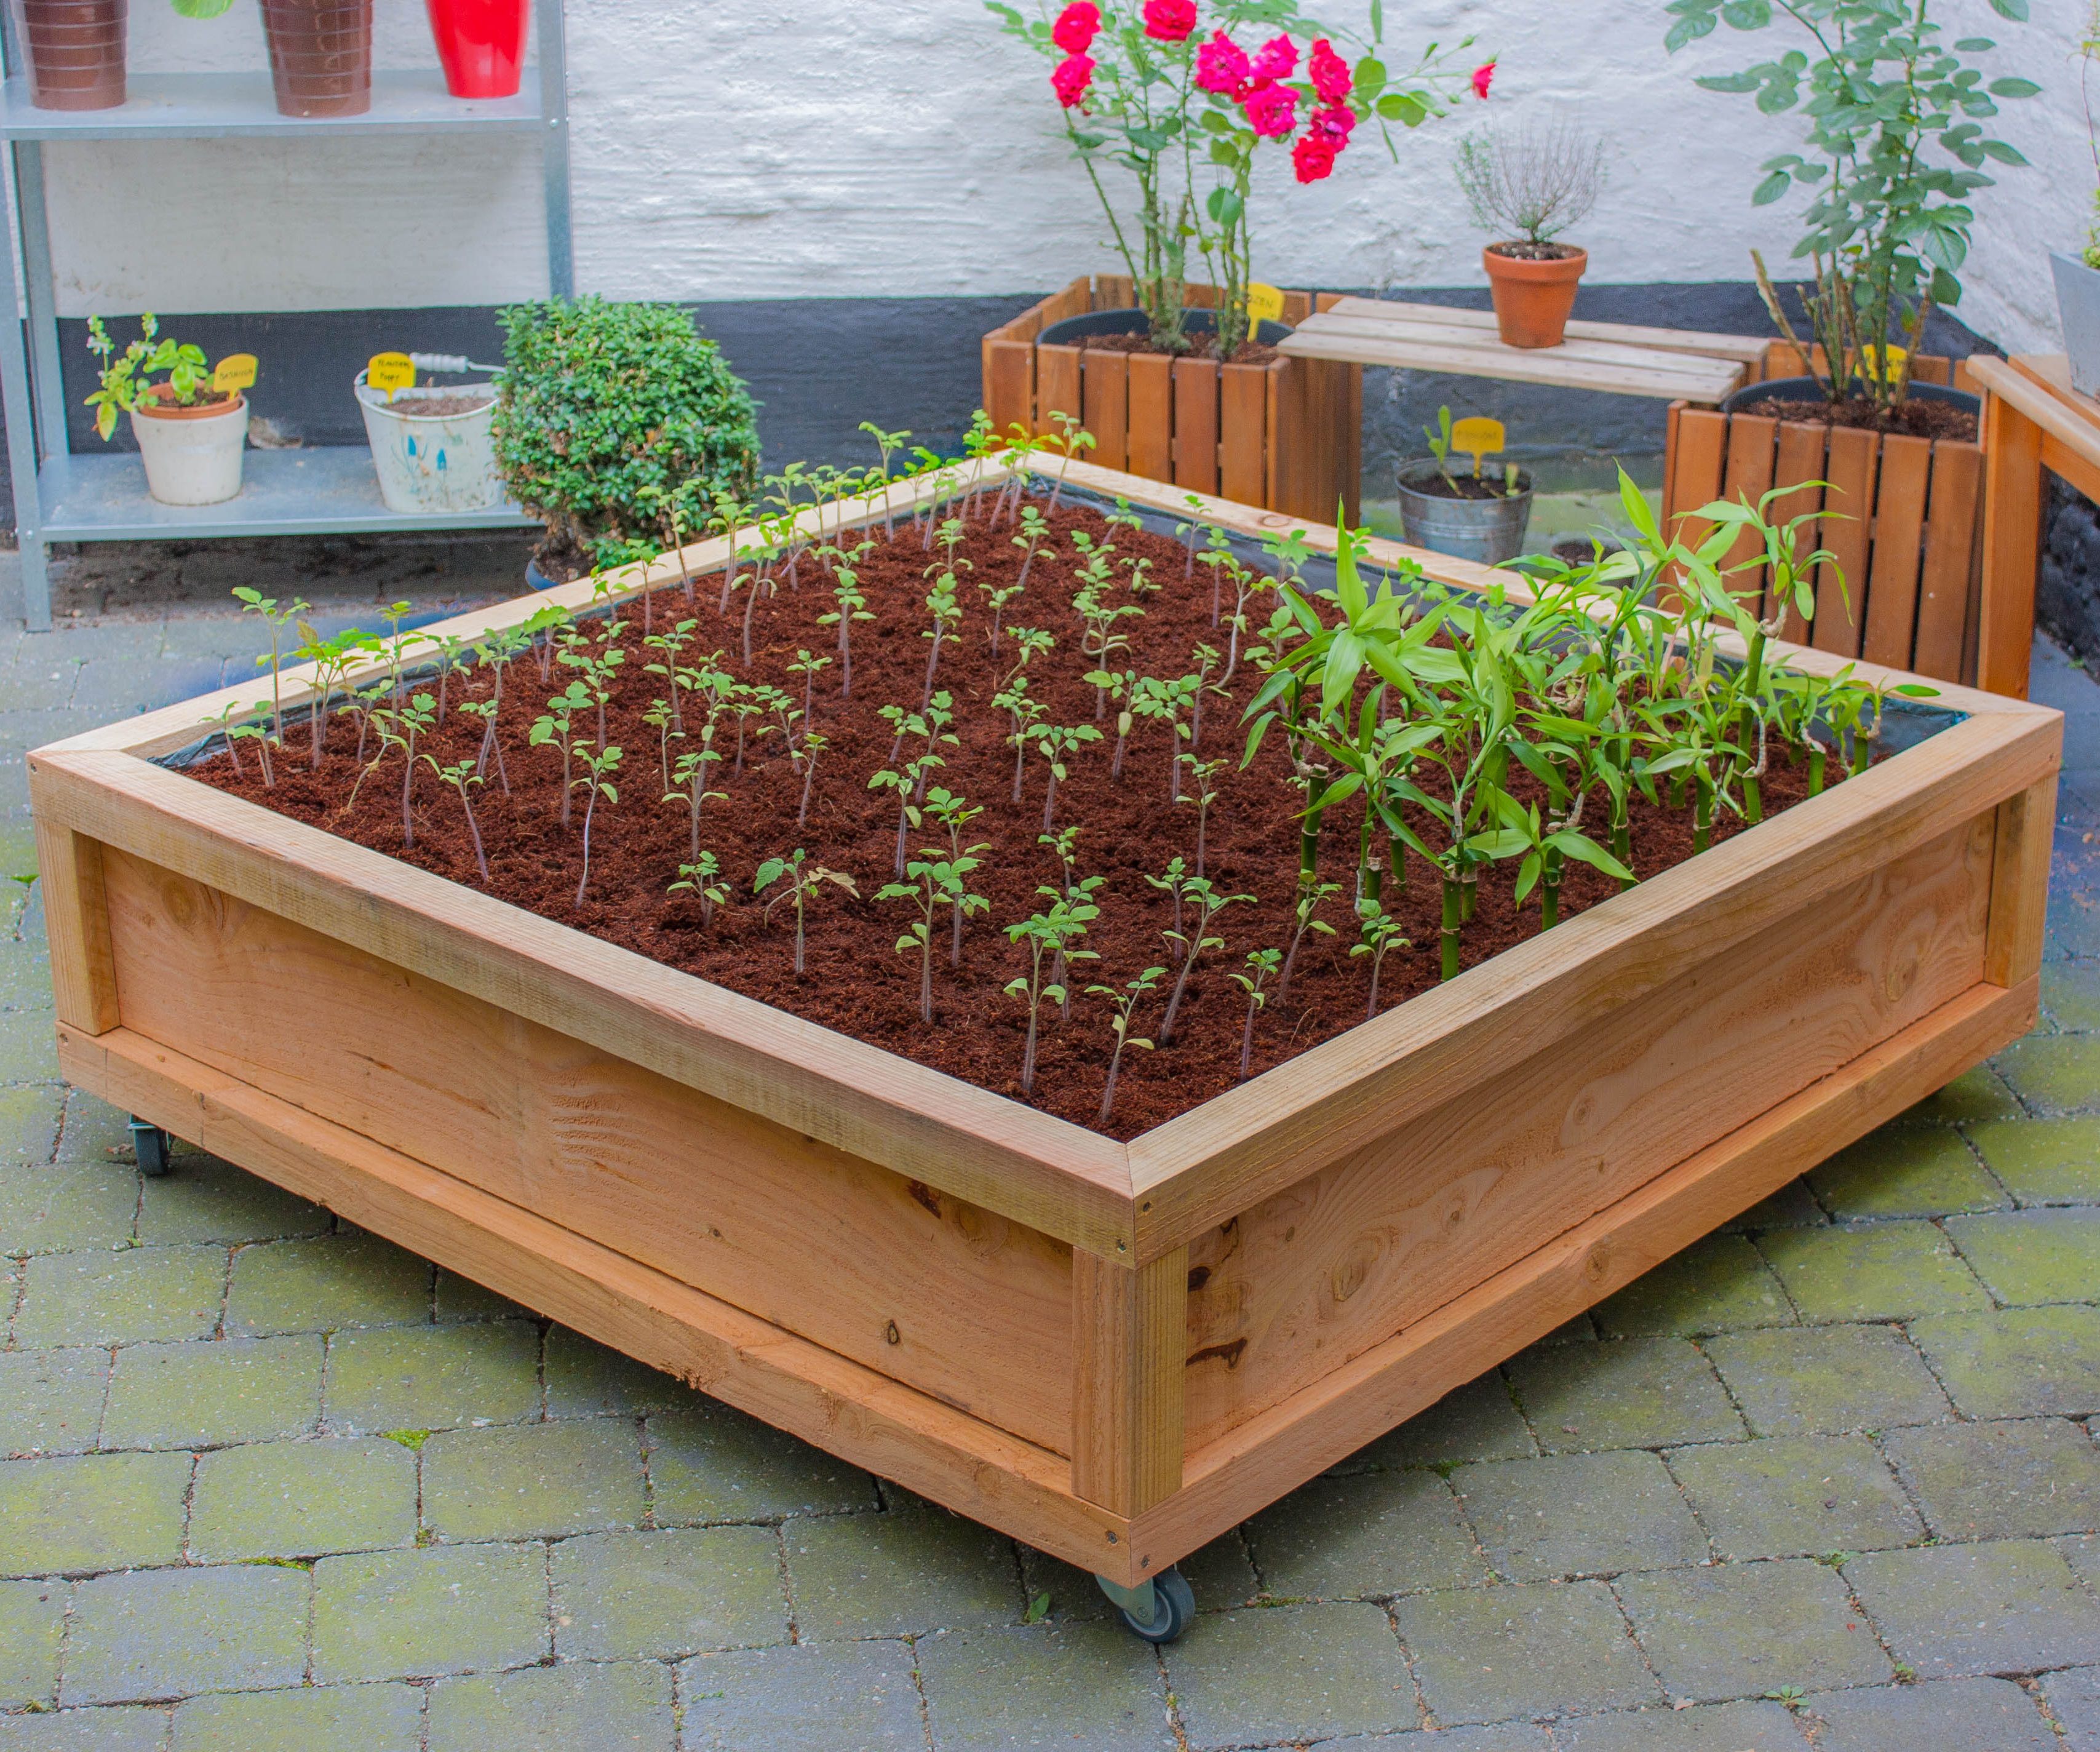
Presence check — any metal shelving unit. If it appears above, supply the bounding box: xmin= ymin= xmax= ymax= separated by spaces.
xmin=0 ymin=0 xmax=573 ymax=631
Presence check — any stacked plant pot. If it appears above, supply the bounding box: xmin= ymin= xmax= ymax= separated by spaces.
xmin=260 ymin=0 xmax=373 ymax=117
xmin=12 ymin=0 xmax=127 ymax=111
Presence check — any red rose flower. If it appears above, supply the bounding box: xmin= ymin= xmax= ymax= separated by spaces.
xmin=1051 ymin=2 xmax=1099 ymax=54
xmin=1308 ymin=38 xmax=1351 ymax=103
xmin=1292 ymin=131 xmax=1338 ymax=182
xmin=1142 ymin=0 xmax=1196 ymax=42
xmin=1196 ymin=30 xmax=1250 ymax=96
xmin=1250 ymin=33 xmax=1298 ymax=79
xmin=1471 ymin=59 xmax=1496 ymax=98
xmin=1242 ymin=81 xmax=1297 ymax=138
xmin=1052 ymin=51 xmax=1096 ymax=107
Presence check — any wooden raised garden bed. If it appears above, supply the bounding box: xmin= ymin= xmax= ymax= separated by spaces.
xmin=30 ymin=459 xmax=2057 ymax=1624
xmin=983 ymin=276 xmax=1361 ymax=524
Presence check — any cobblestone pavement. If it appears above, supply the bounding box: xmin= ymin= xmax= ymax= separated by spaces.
xmin=1 ymin=567 xmax=2098 ymax=1750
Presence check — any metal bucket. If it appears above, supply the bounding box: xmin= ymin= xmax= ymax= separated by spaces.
xmin=2053 ymin=252 xmax=2100 ymax=399
xmin=355 ymin=372 xmax=503 ymax=515
xmin=1395 ymin=460 xmax=1533 ymax=565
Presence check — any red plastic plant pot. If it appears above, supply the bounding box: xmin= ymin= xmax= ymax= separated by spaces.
xmin=424 ymin=0 xmax=527 ymax=99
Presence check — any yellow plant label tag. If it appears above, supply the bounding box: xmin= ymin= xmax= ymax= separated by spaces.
xmin=367 ymin=352 xmax=416 ymax=394
xmin=1450 ymin=416 xmax=1505 ymax=474
xmin=1244 ymin=282 xmax=1286 ymax=325
xmin=212 ymin=353 xmax=257 ymax=392
xmin=1856 ymin=343 xmax=1907 ymax=384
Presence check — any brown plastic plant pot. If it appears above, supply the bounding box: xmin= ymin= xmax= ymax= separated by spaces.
xmin=260 ymin=0 xmax=373 ymax=117
xmin=14 ymin=0 xmax=126 ymax=111
xmin=1481 ymin=244 xmax=1588 ymax=350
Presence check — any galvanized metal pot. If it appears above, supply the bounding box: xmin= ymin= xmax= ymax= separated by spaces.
xmin=1395 ymin=460 xmax=1533 ymax=565
xmin=2053 ymin=252 xmax=2100 ymax=399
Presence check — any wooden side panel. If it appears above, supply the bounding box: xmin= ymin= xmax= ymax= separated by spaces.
xmin=984 ymin=339 xmax=1036 ymax=441
xmin=1219 ymin=363 xmax=1267 ymax=508
xmin=1127 ymin=354 xmax=1174 ymax=485
xmin=1986 ymin=773 xmax=2058 ymax=989
xmin=1664 ymin=408 xmax=1727 ymax=531
xmin=1340 ymin=359 xmax=1363 ymax=526
xmin=1917 ymin=440 xmax=1985 ymax=687
xmin=33 ymin=821 xmax=119 ymax=1033
xmin=1861 ymin=432 xmax=1932 ymax=672
xmin=1072 ymin=1246 xmax=1188 ymax=1515
xmin=1173 ymin=357 xmax=1220 ymax=495
xmin=1094 ymin=275 xmax=1132 ymax=313
xmin=99 ymin=850 xmax=1076 ymax=1455
xmin=1182 ymin=814 xmax=1995 ymax=1451
xmin=1812 ymin=425 xmax=1877 ymax=656
xmin=1770 ymin=422 xmax=1829 ymax=637
xmin=1292 ymin=359 xmax=1354 ymax=525
xmin=1719 ymin=415 xmax=1778 ymax=600
xmin=1909 ymin=357 xmax=1951 ymax=388
xmin=1083 ymin=351 xmax=1131 ymax=476
xmin=1280 ymin=289 xmax=1314 ymax=325
xmin=1661 ymin=400 xmax=1686 ymax=522
xmin=1036 ymin=344 xmax=1083 ymax=436
xmin=1978 ymin=386 xmax=2044 ymax=699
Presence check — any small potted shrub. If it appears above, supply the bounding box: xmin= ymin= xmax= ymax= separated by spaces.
xmin=85 ymin=314 xmax=248 ymax=507
xmin=1454 ymin=119 xmax=1604 ymax=349
xmin=492 ymin=296 xmax=762 ymax=583
xmin=2053 ymin=4 xmax=2100 ymax=397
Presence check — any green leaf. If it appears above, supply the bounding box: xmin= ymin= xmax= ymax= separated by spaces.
xmin=1354 ymin=57 xmax=1386 ymax=96
xmin=1695 ymin=71 xmax=1762 ymax=93
xmin=1986 ymin=77 xmax=2039 ymax=99
xmin=1751 ymin=170 xmax=1793 ymax=205
xmin=1987 ymin=0 xmax=2027 ymax=18
xmin=1719 ymin=0 xmax=1770 ymax=26
xmin=1981 ymin=139 xmax=2028 ymax=165
xmin=1953 ymin=36 xmax=1995 ymax=49
xmin=1665 ymin=14 xmax=1717 ymax=50
xmin=1376 ymin=92 xmax=1426 ymax=124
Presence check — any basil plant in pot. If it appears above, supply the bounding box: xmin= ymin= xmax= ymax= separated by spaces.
xmin=84 ymin=314 xmax=250 ymax=508
xmin=2054 ymin=1 xmax=2100 ymax=397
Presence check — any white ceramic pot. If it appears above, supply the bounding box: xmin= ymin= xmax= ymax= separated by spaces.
xmin=2053 ymin=251 xmax=2100 ymax=399
xmin=129 ymin=391 xmax=247 ymax=505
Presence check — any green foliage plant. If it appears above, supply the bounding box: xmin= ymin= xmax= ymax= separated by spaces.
xmin=754 ymin=848 xmax=859 ymax=977
xmin=1230 ymin=946 xmax=1282 ymax=1079
xmin=668 ymin=850 xmax=730 ymax=925
xmin=1004 ymin=896 xmax=1100 ymax=1095
xmin=84 ymin=315 xmax=218 ymax=439
xmin=1088 ymin=964 xmax=1163 ymax=1128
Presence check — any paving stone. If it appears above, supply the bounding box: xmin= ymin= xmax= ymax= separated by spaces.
xmin=311 ymin=1541 xmax=547 ymax=1682
xmin=99 ymin=1334 xmax=323 ymax=1449
xmin=225 ymin=1233 xmax=431 ymax=1336
xmin=424 ymin=1659 xmax=674 ymax=1752
xmin=11 ymin=1246 xmax=225 ymax=1347
xmin=1805 ymin=1675 xmax=2058 ymax=1751
xmin=1720 ymin=1177 xmax=1828 ymax=1233
xmin=169 ymin=1682 xmax=424 ymax=1752
xmin=0 ymin=1577 xmax=65 ymax=1706
xmin=1967 ymin=1117 xmax=2100 ymax=1205
xmin=1354 ymin=1374 xmax=1533 ymax=1468
xmin=1845 ymin=1539 xmax=2100 ymax=1678
xmin=1948 ymin=1208 xmax=2100 ymax=1305
xmin=1246 ymin=1466 xmax=1482 ymax=1599
xmin=1807 ymin=1126 xmax=2008 ymax=1219
xmin=0 ymin=1347 xmax=108 ymax=1456
xmin=0 ymin=1085 xmax=61 ymax=1162
xmin=645 ymin=1403 xmax=873 ymax=1523
xmin=1393 ymin=1578 xmax=1660 ymax=1726
xmin=678 ymin=1640 xmax=923 ymax=1752
xmin=1910 ymin=1306 xmax=2100 ymax=1418
xmin=1883 ymin=1417 xmax=2100 ymax=1540
xmin=1594 ymin=1236 xmax=1795 ymax=1339
xmin=0 ymin=1162 xmax=137 ymax=1253
xmin=1616 ymin=1558 xmax=1891 ymax=1700
xmin=62 ymin=1564 xmax=308 ymax=1705
xmin=1506 ymin=1338 xmax=1743 ymax=1453
xmin=784 ymin=1501 xmax=1020 ymax=1637
xmin=0 ymin=1451 xmax=190 ymax=1574
xmin=2043 ymin=1666 xmax=2100 ymax=1752
xmin=917 ymin=1621 xmax=1173 ymax=1751
xmin=1997 ymin=1035 xmax=2100 ymax=1114
xmin=322 ymin=1320 xmax=541 ymax=1434
xmin=2045 ymin=960 xmax=2100 ymax=1033
xmin=432 ymin=1267 xmax=531 ymax=1322
xmin=188 ymin=1435 xmax=418 ymax=1560
xmin=51 ymin=1091 xmax=138 ymax=1165
xmin=135 ymin=1158 xmax=327 ymax=1247
xmin=421 ymin=1419 xmax=644 ymax=1542
xmin=1755 ymin=1221 xmax=1991 ymax=1322
xmin=1454 ymin=1450 xmax=1707 ymax=1581
xmin=2065 ymin=1531 xmax=2100 ymax=1592
xmin=1664 ymin=1434 xmax=1921 ymax=1559
xmin=0 ymin=1707 xmax=172 ymax=1750
xmin=551 ymin=1526 xmax=784 ymax=1661
xmin=1704 ymin=1324 xmax=1952 ymax=1436
xmin=1551 ymin=1699 xmax=1810 ymax=1750
xmin=0 ymin=1016 xmax=61 ymax=1082
xmin=1164 ymin=1600 xmax=1412 ymax=1745
xmin=1314 ymin=1727 xmax=1550 ymax=1752
xmin=543 ymin=1326 xmax=691 ymax=1419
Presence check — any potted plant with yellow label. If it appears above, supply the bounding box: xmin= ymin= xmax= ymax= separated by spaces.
xmin=85 ymin=316 xmax=251 ymax=507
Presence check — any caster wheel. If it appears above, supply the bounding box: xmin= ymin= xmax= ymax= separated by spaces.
xmin=129 ymin=1118 xmax=172 ymax=1177
xmin=1095 ymin=1566 xmax=1195 ymax=1643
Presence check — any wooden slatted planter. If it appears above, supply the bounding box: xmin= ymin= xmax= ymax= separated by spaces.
xmin=1663 ymin=343 xmax=1990 ymax=685
xmin=30 ymin=458 xmax=2057 ymax=1607
xmin=982 ymin=276 xmax=1361 ymax=524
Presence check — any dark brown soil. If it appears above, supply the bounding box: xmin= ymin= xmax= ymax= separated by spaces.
xmin=396 ymin=394 xmax=496 ymax=418
xmin=1487 ymin=241 xmax=1583 ymax=261
xmin=1405 ymin=471 xmax=1528 ymax=501
xmin=194 ymin=493 xmax=1842 ymax=1140
xmin=141 ymin=387 xmax=237 ymax=412
xmin=1733 ymin=394 xmax=1978 ymax=443
xmin=1076 ymin=332 xmax=1282 ymax=366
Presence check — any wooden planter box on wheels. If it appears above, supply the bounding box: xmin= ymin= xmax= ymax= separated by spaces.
xmin=983 ymin=276 xmax=1361 ymax=524
xmin=30 ymin=459 xmax=2058 ymax=1635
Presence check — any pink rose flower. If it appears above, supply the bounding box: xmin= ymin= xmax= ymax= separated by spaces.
xmin=1308 ymin=38 xmax=1351 ymax=102
xmin=1249 ymin=33 xmax=1298 ymax=79
xmin=1052 ymin=51 xmax=1095 ymax=107
xmin=1142 ymin=0 xmax=1196 ymax=42
xmin=1051 ymin=1 xmax=1099 ymax=54
xmin=1292 ymin=131 xmax=1338 ymax=183
xmin=1310 ymin=102 xmax=1355 ymax=141
xmin=1196 ymin=30 xmax=1250 ymax=96
xmin=1241 ymin=81 xmax=1297 ymax=138
xmin=1471 ymin=59 xmax=1496 ymax=98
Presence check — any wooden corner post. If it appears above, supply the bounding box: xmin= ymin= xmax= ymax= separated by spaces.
xmin=1070 ymin=1244 xmax=1188 ymax=1531
xmin=31 ymin=813 xmax=118 ymax=1033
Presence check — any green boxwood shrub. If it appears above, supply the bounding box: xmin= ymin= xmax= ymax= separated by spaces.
xmin=493 ymin=296 xmax=760 ymax=576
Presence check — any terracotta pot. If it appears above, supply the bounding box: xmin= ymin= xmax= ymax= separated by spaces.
xmin=1481 ymin=244 xmax=1588 ymax=350
xmin=423 ymin=0 xmax=527 ymax=98
xmin=13 ymin=0 xmax=126 ymax=111
xmin=260 ymin=0 xmax=373 ymax=117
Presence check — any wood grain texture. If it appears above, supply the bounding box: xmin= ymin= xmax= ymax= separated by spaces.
xmin=1986 ymin=774 xmax=2058 ymax=990
xmin=62 ymin=1022 xmax=1145 ymax=1583
xmin=1665 ymin=409 xmax=1728 ymax=562
xmin=1917 ymin=441 xmax=1986 ymax=688
xmin=1172 ymin=357 xmax=1220 ymax=495
xmin=1036 ymin=344 xmax=1083 ymax=438
xmin=98 ymin=848 xmax=1076 ymax=1452
xmin=1083 ymin=349 xmax=1129 ymax=476
xmin=1769 ymin=423 xmax=1829 ymax=640
xmin=1978 ymin=381 xmax=2045 ymax=701
xmin=1316 ymin=298 xmax=1770 ymax=365
xmin=1133 ymin=976 xmax=2038 ymax=1568
xmin=1813 ymin=425 xmax=1877 ymax=658
xmin=1719 ymin=414 xmax=1778 ymax=600
xmin=982 ymin=338 xmax=1035 ymax=439
xmin=33 ymin=820 xmax=117 ymax=1033
xmin=1126 ymin=355 xmax=1174 ymax=484
xmin=1861 ymin=432 xmax=1931 ymax=671
xmin=1219 ymin=363 xmax=1267 ymax=508
xmin=1072 ymin=1246 xmax=1188 ymax=1515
